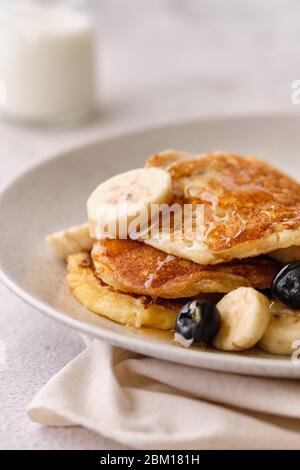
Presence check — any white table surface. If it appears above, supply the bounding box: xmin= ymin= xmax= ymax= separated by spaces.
xmin=1 ymin=0 xmax=299 ymax=450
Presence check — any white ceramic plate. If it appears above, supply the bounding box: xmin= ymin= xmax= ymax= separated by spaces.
xmin=1 ymin=114 xmax=300 ymax=378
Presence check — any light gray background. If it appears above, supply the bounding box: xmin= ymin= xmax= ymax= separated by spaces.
xmin=0 ymin=0 xmax=299 ymax=449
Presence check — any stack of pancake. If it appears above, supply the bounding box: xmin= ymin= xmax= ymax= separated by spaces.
xmin=48 ymin=150 xmax=300 ymax=354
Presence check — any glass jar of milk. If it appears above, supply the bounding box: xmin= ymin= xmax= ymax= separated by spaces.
xmin=0 ymin=0 xmax=96 ymax=124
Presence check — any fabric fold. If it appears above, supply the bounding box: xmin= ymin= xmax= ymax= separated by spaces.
xmin=28 ymin=340 xmax=300 ymax=449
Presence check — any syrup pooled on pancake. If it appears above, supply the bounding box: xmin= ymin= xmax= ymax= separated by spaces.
xmin=92 ymin=239 xmax=281 ymax=299
xmin=144 ymin=151 xmax=300 ymax=264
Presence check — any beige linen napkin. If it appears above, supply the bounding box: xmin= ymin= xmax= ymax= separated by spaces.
xmin=28 ymin=339 xmax=300 ymax=449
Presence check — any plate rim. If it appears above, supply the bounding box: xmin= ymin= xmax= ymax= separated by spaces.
xmin=1 ymin=263 xmax=298 ymax=377
xmin=1 ymin=109 xmax=298 ymax=197
xmin=1 ymin=112 xmax=300 ymax=377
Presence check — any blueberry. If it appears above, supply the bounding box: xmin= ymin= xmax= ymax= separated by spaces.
xmin=175 ymin=299 xmax=221 ymax=346
xmin=272 ymin=262 xmax=300 ymax=308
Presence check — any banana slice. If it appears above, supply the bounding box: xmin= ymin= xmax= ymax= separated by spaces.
xmin=87 ymin=168 xmax=173 ymax=239
xmin=213 ymin=287 xmax=270 ymax=351
xmin=269 ymin=246 xmax=300 ymax=264
xmin=46 ymin=223 xmax=93 ymax=259
xmin=258 ymin=301 xmax=300 ymax=355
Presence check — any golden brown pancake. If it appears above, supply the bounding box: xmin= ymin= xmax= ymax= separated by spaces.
xmin=91 ymin=239 xmax=281 ymax=299
xmin=67 ymin=252 xmax=182 ymax=329
xmin=144 ymin=151 xmax=300 ymax=264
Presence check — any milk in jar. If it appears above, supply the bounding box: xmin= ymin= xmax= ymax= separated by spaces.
xmin=0 ymin=0 xmax=96 ymax=123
